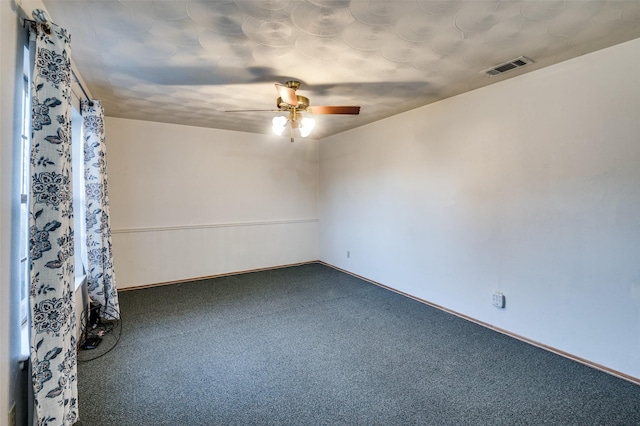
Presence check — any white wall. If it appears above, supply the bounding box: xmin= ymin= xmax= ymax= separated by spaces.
xmin=106 ymin=118 xmax=319 ymax=287
xmin=319 ymin=38 xmax=640 ymax=381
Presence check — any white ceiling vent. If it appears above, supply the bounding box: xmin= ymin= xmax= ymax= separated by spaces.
xmin=482 ymin=56 xmax=534 ymax=76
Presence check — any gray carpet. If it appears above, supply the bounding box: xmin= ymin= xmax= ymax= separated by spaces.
xmin=76 ymin=263 xmax=640 ymax=425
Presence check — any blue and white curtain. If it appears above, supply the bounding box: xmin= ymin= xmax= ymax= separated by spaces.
xmin=29 ymin=21 xmax=78 ymax=425
xmin=82 ymin=100 xmax=120 ymax=319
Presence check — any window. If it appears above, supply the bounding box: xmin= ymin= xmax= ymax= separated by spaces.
xmin=18 ymin=44 xmax=31 ymax=357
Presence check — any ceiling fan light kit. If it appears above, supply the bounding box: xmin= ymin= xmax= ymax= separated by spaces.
xmin=271 ymin=110 xmax=316 ymax=141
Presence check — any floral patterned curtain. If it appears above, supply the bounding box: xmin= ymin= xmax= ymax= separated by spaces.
xmin=81 ymin=100 xmax=120 ymax=319
xmin=29 ymin=21 xmax=78 ymax=425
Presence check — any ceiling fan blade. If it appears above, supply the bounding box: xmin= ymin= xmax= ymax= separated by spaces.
xmin=225 ymin=109 xmax=281 ymax=113
xmin=275 ymin=83 xmax=298 ymax=106
xmin=307 ymin=106 xmax=361 ymax=115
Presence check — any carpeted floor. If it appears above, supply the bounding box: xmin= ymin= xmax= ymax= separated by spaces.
xmin=76 ymin=263 xmax=640 ymax=425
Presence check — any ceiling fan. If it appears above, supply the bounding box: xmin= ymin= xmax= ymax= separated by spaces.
xmin=226 ymin=80 xmax=360 ymax=142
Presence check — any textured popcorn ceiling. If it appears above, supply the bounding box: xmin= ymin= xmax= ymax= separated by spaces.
xmin=42 ymin=0 xmax=640 ymax=139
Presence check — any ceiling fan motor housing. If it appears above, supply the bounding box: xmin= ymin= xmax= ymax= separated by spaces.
xmin=276 ymin=95 xmax=310 ymax=111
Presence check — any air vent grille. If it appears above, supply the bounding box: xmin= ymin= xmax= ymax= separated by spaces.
xmin=483 ymin=56 xmax=534 ymax=76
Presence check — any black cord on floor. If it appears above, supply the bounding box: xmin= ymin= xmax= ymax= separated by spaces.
xmin=78 ymin=306 xmax=122 ymax=362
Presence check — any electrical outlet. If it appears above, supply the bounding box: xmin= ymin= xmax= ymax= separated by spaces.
xmin=492 ymin=292 xmax=505 ymax=309
xmin=9 ymin=403 xmax=16 ymax=426
xmin=347 ymin=251 xmax=350 ymax=258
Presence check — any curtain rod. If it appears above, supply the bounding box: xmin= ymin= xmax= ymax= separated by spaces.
xmin=71 ymin=69 xmax=94 ymax=107
xmin=23 ymin=16 xmax=94 ymax=107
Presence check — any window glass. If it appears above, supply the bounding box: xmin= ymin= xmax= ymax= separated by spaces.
xmin=71 ymin=107 xmax=87 ymax=286
xmin=19 ymin=45 xmax=31 ymax=334
xmin=19 ymin=129 xmax=29 ymax=325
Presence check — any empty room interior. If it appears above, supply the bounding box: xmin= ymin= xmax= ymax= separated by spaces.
xmin=2 ymin=1 xmax=640 ymax=425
